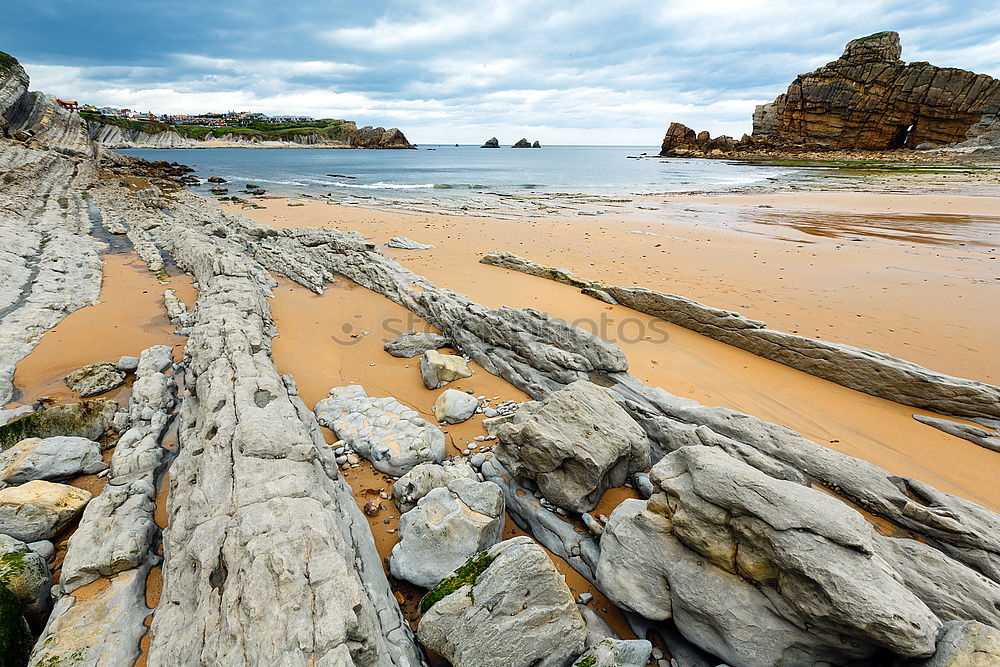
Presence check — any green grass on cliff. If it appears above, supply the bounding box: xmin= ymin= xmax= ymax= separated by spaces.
xmin=0 ymin=51 xmax=19 ymax=75
xmin=854 ymin=31 xmax=895 ymax=43
xmin=83 ymin=112 xmax=354 ymax=142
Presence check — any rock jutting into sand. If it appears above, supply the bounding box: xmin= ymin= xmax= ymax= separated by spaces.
xmin=387 ymin=236 xmax=434 ymax=250
xmin=0 ymin=480 xmax=91 ymax=543
xmin=480 ymin=251 xmax=1000 ymax=420
xmin=383 ymin=331 xmax=451 ymax=358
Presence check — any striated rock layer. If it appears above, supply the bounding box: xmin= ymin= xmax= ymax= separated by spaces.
xmin=660 ymin=32 xmax=1000 ymax=154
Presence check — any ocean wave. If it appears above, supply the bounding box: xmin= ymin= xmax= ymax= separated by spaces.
xmin=325 ymin=181 xmax=437 ymax=190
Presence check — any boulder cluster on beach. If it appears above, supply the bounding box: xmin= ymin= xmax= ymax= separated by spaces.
xmin=1 ymin=46 xmax=1000 ymax=667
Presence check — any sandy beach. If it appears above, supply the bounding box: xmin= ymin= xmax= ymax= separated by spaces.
xmin=222 ymin=192 xmax=1000 ymax=514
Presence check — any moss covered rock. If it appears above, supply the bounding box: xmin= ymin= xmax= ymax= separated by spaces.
xmin=0 ymin=583 xmax=32 ymax=667
xmin=0 ymin=399 xmax=116 ymax=451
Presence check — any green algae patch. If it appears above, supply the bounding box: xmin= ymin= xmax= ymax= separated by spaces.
xmin=573 ymin=655 xmax=597 ymax=667
xmin=0 ymin=399 xmax=116 ymax=451
xmin=419 ymin=551 xmax=495 ymax=614
xmin=0 ymin=583 xmax=31 ymax=667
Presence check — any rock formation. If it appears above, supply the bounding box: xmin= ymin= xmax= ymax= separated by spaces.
xmin=660 ymin=31 xmax=1000 ymax=155
xmin=417 ymin=537 xmax=587 ymax=666
xmin=492 ymin=380 xmax=649 ymax=513
xmin=481 ymin=137 xmax=500 ymax=148
xmin=4 ymin=46 xmax=1000 ymax=667
xmin=389 ymin=478 xmax=505 ymax=588
xmin=315 ymin=385 xmax=445 ymax=476
xmin=346 ymin=125 xmax=416 ymax=149
xmin=512 ymin=138 xmax=539 ymax=148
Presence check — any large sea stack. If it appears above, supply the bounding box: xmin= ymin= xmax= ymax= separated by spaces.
xmin=660 ymin=31 xmax=1000 ymax=155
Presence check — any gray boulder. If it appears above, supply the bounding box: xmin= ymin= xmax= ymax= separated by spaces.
xmin=0 ymin=436 xmax=105 ymax=487
xmin=901 ymin=620 xmax=1000 ymax=666
xmin=0 ymin=480 xmax=91 ymax=542
xmin=314 ymin=385 xmax=445 ymax=476
xmin=390 ymin=478 xmax=504 ymax=588
xmin=0 ymin=533 xmax=52 ymax=624
xmin=596 ymin=446 xmax=943 ymax=665
xmin=392 ymin=461 xmax=478 ymax=513
xmin=116 ymin=356 xmax=139 ymax=372
xmin=493 ymin=380 xmax=649 ymax=512
xmin=571 ymin=638 xmax=652 ymax=667
xmin=64 ymin=362 xmax=126 ymax=398
xmin=384 ymin=331 xmax=450 ymax=358
xmin=432 ymin=389 xmax=479 ymax=424
xmin=420 ymin=349 xmax=473 ymax=389
xmin=418 ymin=536 xmax=587 ymax=667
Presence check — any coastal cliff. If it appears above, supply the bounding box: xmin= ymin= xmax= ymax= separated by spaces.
xmin=660 ymin=31 xmax=1000 ymax=156
xmin=84 ymin=115 xmax=415 ymax=149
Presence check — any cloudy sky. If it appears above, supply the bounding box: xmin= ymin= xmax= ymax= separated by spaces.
xmin=2 ymin=1 xmax=998 ymax=144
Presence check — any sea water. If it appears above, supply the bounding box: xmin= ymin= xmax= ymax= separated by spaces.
xmin=119 ymin=144 xmax=800 ymax=215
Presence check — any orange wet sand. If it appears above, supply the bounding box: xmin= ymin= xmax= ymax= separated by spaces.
xmin=250 ymin=199 xmax=1000 ymax=511
xmin=268 ymin=276 xmax=633 ymax=637
xmin=8 ymin=252 xmax=194 ymax=407
xmin=236 ymin=194 xmax=999 ymax=384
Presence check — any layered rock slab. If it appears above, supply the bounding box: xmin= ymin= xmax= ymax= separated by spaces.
xmin=139 ymin=225 xmax=423 ymax=664
xmin=596 ymin=446 xmax=946 ymax=666
xmin=315 ymin=384 xmax=445 ymax=476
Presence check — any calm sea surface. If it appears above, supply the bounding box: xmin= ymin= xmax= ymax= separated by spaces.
xmin=119 ymin=145 xmax=798 ymax=207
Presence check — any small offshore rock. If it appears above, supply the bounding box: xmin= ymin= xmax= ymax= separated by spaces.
xmin=64 ymin=362 xmax=126 ymax=398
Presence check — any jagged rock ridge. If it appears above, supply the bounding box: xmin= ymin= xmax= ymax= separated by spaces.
xmin=660 ymin=31 xmax=1000 ymax=154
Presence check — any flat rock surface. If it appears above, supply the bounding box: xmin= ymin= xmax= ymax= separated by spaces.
xmin=315 ymin=384 xmax=445 ymax=475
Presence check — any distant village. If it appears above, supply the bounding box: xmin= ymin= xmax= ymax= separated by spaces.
xmin=56 ymin=99 xmax=314 ymax=126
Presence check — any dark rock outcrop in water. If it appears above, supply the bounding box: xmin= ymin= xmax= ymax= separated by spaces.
xmin=346 ymin=125 xmax=415 ymax=149
xmin=481 ymin=137 xmax=500 ymax=148
xmin=660 ymin=31 xmax=1000 ymax=155
xmin=512 ymin=138 xmax=533 ymax=148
